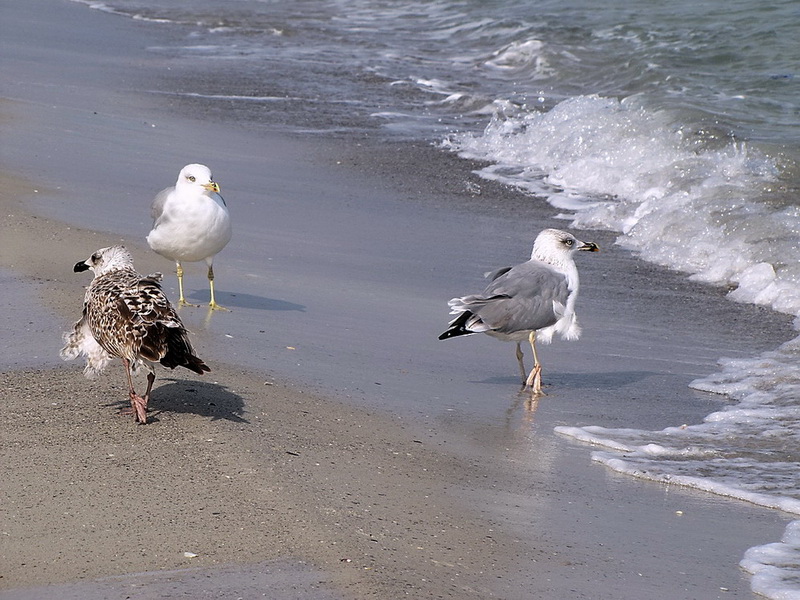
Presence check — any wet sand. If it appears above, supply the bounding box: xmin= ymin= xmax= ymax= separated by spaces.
xmin=1 ymin=1 xmax=797 ymax=599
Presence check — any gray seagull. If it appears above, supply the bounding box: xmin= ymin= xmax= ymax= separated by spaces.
xmin=439 ymin=228 xmax=599 ymax=394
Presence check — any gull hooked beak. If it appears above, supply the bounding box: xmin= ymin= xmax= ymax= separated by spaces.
xmin=74 ymin=261 xmax=91 ymax=273
xmin=579 ymin=241 xmax=599 ymax=252
xmin=203 ymin=181 xmax=221 ymax=194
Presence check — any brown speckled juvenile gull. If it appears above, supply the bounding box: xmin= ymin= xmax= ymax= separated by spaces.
xmin=439 ymin=228 xmax=598 ymax=395
xmin=61 ymin=245 xmax=210 ymax=423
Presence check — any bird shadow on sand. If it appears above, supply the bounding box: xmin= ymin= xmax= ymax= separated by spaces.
xmin=475 ymin=370 xmax=654 ymax=390
xmin=154 ymin=378 xmax=248 ymax=422
xmin=104 ymin=378 xmax=248 ymax=423
xmin=549 ymin=370 xmax=658 ymax=390
xmin=186 ymin=289 xmax=306 ymax=312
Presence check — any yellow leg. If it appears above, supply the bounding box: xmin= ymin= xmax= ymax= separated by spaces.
xmin=524 ymin=331 xmax=544 ymax=395
xmin=207 ymin=264 xmax=229 ymax=311
xmin=176 ymin=262 xmax=199 ymax=307
xmin=176 ymin=262 xmax=186 ymax=304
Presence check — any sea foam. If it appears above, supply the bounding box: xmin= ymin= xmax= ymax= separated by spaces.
xmin=450 ymin=94 xmax=800 ymax=599
xmin=446 ymin=94 xmax=800 ymax=318
xmin=741 ymin=520 xmax=800 ymax=600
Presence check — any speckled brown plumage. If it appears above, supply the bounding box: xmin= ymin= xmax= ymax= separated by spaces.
xmin=61 ymin=246 xmax=209 ymax=423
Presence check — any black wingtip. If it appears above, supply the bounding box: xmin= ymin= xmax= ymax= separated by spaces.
xmin=439 ymin=310 xmax=476 ymax=340
xmin=438 ymin=328 xmax=476 ymax=340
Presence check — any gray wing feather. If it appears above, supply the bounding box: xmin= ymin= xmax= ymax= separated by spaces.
xmin=484 ymin=266 xmax=513 ymax=281
xmin=462 ymin=261 xmax=569 ymax=334
xmin=150 ymin=187 xmax=173 ymax=223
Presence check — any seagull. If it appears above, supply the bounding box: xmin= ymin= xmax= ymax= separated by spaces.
xmin=61 ymin=246 xmax=210 ymax=423
xmin=146 ymin=164 xmax=232 ymax=310
xmin=439 ymin=228 xmax=598 ymax=395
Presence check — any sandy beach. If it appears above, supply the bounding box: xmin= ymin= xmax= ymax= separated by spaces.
xmin=1 ymin=1 xmax=797 ymax=598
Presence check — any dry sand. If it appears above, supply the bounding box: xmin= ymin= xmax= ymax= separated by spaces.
xmin=1 ymin=364 xmax=512 ymax=598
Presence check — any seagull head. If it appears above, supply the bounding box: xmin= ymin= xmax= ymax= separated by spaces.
xmin=531 ymin=228 xmax=599 ymax=267
xmin=74 ymin=245 xmax=135 ymax=277
xmin=176 ymin=163 xmax=220 ymax=194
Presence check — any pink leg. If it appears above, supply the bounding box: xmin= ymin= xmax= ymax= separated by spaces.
xmin=143 ymin=371 xmax=156 ymax=403
xmin=525 ymin=364 xmax=543 ymax=395
xmin=524 ymin=331 xmax=545 ymax=396
xmin=123 ymin=359 xmax=149 ymax=424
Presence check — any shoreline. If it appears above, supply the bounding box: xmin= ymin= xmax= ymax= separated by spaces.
xmin=1 ymin=1 xmax=797 ymax=599
xmin=1 ymin=112 xmax=794 ymax=600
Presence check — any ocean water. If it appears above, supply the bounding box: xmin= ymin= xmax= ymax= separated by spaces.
xmin=72 ymin=0 xmax=800 ymax=596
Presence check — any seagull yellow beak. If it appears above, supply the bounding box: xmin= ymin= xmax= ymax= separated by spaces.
xmin=203 ymin=181 xmax=220 ymax=193
xmin=580 ymin=241 xmax=599 ymax=252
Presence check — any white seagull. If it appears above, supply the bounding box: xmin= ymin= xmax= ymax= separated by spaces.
xmin=439 ymin=228 xmax=599 ymax=394
xmin=61 ymin=246 xmax=210 ymax=423
xmin=146 ymin=163 xmax=232 ymax=310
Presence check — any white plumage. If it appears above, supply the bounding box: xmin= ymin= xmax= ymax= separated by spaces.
xmin=61 ymin=245 xmax=210 ymax=423
xmin=439 ymin=228 xmax=598 ymax=394
xmin=146 ymin=164 xmax=232 ymax=310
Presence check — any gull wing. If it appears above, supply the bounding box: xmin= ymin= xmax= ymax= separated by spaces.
xmin=462 ymin=260 xmax=569 ymax=334
xmin=150 ymin=186 xmax=173 ymax=224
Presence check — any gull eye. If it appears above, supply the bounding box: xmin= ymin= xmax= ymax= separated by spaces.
xmin=188 ymin=175 xmax=196 ymax=182
xmin=91 ymin=252 xmax=100 ymax=261
xmin=564 ymin=238 xmax=574 ymax=247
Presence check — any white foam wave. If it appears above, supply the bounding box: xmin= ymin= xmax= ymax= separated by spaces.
xmin=446 ymin=94 xmax=800 ymax=318
xmin=556 ymin=339 xmax=800 ymax=600
xmin=557 ymin=393 xmax=800 ymax=600
xmin=741 ymin=520 xmax=800 ymax=600
xmin=149 ymin=91 xmax=302 ymax=103
xmin=484 ymin=39 xmax=553 ymax=78
xmin=69 ymin=0 xmax=174 ymax=24
xmin=555 ymin=421 xmax=800 ymax=516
